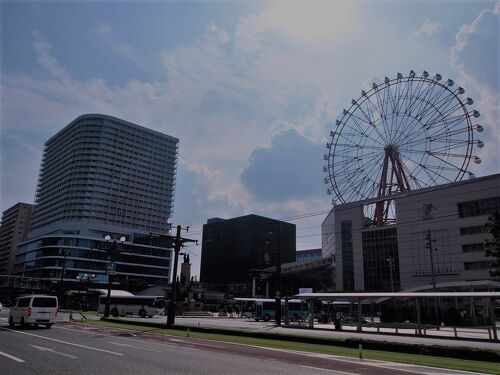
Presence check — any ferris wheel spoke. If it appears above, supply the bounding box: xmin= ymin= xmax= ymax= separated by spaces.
xmin=423 ymin=103 xmax=466 ymax=131
xmin=425 ymin=153 xmax=468 ymax=175
xmin=326 ymin=72 xmax=478 ymax=205
xmin=402 ymin=78 xmax=429 ymax=116
xmin=411 ymin=80 xmax=441 ymax=116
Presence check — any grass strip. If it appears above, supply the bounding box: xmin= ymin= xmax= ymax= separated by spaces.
xmin=82 ymin=319 xmax=500 ymax=374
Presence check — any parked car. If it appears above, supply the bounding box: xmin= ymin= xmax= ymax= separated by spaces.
xmin=9 ymin=295 xmax=58 ymax=328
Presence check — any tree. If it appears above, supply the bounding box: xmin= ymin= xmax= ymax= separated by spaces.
xmin=485 ymin=212 xmax=500 ymax=278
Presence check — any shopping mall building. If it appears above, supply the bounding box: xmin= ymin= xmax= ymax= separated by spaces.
xmin=322 ymin=173 xmax=499 ymax=292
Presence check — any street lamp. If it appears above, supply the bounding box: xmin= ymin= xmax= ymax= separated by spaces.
xmin=166 ymin=220 xmax=197 ymax=327
xmin=59 ymin=248 xmax=68 ymax=307
xmin=267 ymin=222 xmax=282 ymax=326
xmin=425 ymin=229 xmax=440 ymax=328
xmin=386 ymin=257 xmax=395 ymax=293
xmin=103 ymin=235 xmax=125 ymax=318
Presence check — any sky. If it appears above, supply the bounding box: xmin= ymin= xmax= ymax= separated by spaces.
xmin=1 ymin=0 xmax=499 ymax=277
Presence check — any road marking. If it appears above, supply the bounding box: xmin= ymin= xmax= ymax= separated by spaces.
xmin=0 ymin=350 xmax=25 ymax=363
xmin=108 ymin=342 xmax=163 ymax=352
xmin=0 ymin=327 xmax=123 ymax=356
xmin=56 ymin=325 xmax=199 ymax=351
xmin=300 ymin=366 xmax=355 ymax=375
xmin=30 ymin=345 xmax=77 ymax=359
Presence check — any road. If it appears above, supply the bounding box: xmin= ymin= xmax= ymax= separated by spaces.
xmin=0 ymin=311 xmax=483 ymax=375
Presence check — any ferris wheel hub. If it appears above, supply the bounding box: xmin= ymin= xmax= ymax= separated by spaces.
xmin=324 ymin=71 xmax=482 ymax=215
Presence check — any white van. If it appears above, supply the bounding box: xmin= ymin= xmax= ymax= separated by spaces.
xmin=9 ymin=295 xmax=58 ymax=328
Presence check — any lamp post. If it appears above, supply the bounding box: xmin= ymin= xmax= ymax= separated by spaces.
xmin=59 ymin=248 xmax=68 ymax=307
xmin=166 ymin=221 xmax=197 ymax=327
xmin=386 ymin=257 xmax=395 ymax=293
xmin=76 ymin=274 xmax=84 ymax=309
xmin=103 ymin=235 xmax=125 ymax=318
xmin=425 ymin=229 xmax=440 ymax=328
xmin=267 ymin=222 xmax=282 ymax=326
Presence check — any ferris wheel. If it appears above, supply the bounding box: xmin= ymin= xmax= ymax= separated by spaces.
xmin=324 ymin=70 xmax=483 ymax=224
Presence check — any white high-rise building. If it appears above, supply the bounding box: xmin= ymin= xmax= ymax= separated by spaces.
xmin=30 ymin=114 xmax=178 ymax=236
xmin=15 ymin=114 xmax=179 ymax=287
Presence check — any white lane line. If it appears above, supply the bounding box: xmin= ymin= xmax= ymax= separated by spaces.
xmin=0 ymin=350 xmax=25 ymax=363
xmin=300 ymin=366 xmax=356 ymax=375
xmin=108 ymin=342 xmax=163 ymax=352
xmin=30 ymin=345 xmax=78 ymax=359
xmin=0 ymin=327 xmax=123 ymax=356
xmin=57 ymin=325 xmax=199 ymax=351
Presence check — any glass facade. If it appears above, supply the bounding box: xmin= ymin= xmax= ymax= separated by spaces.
xmin=295 ymin=248 xmax=322 ymax=262
xmin=200 ymin=215 xmax=296 ymax=295
xmin=340 ymin=221 xmax=354 ymax=291
xmin=362 ymin=227 xmax=400 ymax=291
xmin=15 ymin=114 xmax=179 ymax=288
xmin=16 ymin=236 xmax=171 ymax=286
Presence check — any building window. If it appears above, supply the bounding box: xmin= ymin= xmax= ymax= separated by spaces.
xmin=462 ymin=243 xmax=485 ymax=253
xmin=464 ymin=261 xmax=490 ymax=270
xmin=460 ymin=225 xmax=488 ymax=235
xmin=362 ymin=227 xmax=400 ymax=292
xmin=341 ymin=221 xmax=354 ymax=291
xmin=457 ymin=197 xmax=500 ymax=218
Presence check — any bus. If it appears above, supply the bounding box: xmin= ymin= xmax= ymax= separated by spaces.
xmin=235 ymin=298 xmax=310 ymax=322
xmin=98 ymin=295 xmax=165 ymax=318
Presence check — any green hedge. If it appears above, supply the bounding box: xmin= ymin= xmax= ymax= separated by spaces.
xmin=100 ymin=318 xmax=500 ymax=363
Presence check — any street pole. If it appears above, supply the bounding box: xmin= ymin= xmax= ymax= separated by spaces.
xmin=104 ymin=240 xmax=117 ymax=318
xmin=77 ymin=275 xmax=82 ymax=309
xmin=167 ymin=225 xmax=182 ymax=327
xmin=427 ymin=229 xmax=440 ymax=328
xmin=59 ymin=249 xmax=68 ymax=307
xmin=275 ymin=222 xmax=282 ymax=327
xmin=164 ymin=221 xmax=197 ymax=326
xmin=387 ymin=257 xmax=395 ymax=293
xmin=387 ymin=257 xmax=397 ymax=319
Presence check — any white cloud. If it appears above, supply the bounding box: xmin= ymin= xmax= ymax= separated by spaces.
xmin=450 ymin=2 xmax=500 ymax=173
xmin=261 ymin=0 xmax=357 ymax=44
xmin=33 ymin=31 xmax=71 ymax=80
xmin=3 ymin=2 xmax=499 ymax=267
xmin=413 ymin=19 xmax=441 ymax=38
xmin=91 ymin=22 xmax=140 ymax=64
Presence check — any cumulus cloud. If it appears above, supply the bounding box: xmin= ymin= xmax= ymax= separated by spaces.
xmin=240 ymin=129 xmax=325 ymax=202
xmin=4 ymin=1 xmax=497 ymax=239
xmin=413 ymin=19 xmax=441 ymax=38
xmin=450 ymin=2 xmax=500 ymax=173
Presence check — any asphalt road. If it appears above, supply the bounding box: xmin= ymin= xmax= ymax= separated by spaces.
xmin=0 ymin=311 xmax=484 ymax=375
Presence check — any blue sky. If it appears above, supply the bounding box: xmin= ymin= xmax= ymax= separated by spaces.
xmin=1 ymin=1 xmax=499 ymax=276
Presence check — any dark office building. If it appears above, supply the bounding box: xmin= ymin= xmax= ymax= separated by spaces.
xmin=200 ymin=215 xmax=296 ymax=296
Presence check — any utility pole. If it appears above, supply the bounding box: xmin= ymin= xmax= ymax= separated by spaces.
xmin=166 ymin=223 xmax=197 ymax=327
xmin=425 ymin=229 xmax=440 ymax=328
xmin=103 ymin=236 xmax=125 ymax=318
xmin=273 ymin=223 xmax=282 ymax=326
xmin=59 ymin=248 xmax=68 ymax=307
xmin=386 ymin=257 xmax=395 ymax=293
